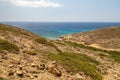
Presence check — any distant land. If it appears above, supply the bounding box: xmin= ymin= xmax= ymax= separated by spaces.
xmin=1 ymin=22 xmax=120 ymax=39
xmin=61 ymin=26 xmax=120 ymax=51
xmin=0 ymin=23 xmax=120 ymax=80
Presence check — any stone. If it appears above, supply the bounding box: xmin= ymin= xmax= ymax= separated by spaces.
xmin=18 ymin=65 xmax=23 ymax=70
xmin=8 ymin=71 xmax=14 ymax=76
xmin=34 ymin=75 xmax=38 ymax=78
xmin=74 ymin=73 xmax=84 ymax=80
xmin=47 ymin=61 xmax=62 ymax=77
xmin=38 ymin=64 xmax=45 ymax=70
xmin=78 ymin=72 xmax=84 ymax=76
xmin=48 ymin=66 xmax=62 ymax=77
xmin=8 ymin=65 xmax=14 ymax=68
xmin=52 ymin=61 xmax=57 ymax=64
xmin=0 ymin=50 xmax=8 ymax=54
xmin=0 ymin=60 xmax=2 ymax=62
xmin=30 ymin=75 xmax=34 ymax=79
xmin=31 ymin=63 xmax=36 ymax=67
xmin=16 ymin=70 xmax=24 ymax=78
xmin=26 ymin=74 xmax=31 ymax=77
xmin=1 ymin=55 xmax=7 ymax=60
xmin=17 ymin=62 xmax=21 ymax=65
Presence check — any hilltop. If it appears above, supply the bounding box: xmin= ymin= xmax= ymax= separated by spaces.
xmin=0 ymin=24 xmax=120 ymax=80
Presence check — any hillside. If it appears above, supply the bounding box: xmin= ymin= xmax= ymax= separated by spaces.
xmin=0 ymin=24 xmax=120 ymax=80
xmin=61 ymin=27 xmax=120 ymax=51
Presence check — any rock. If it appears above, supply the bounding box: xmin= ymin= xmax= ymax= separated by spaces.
xmin=38 ymin=64 xmax=45 ymax=70
xmin=8 ymin=70 xmax=14 ymax=76
xmin=8 ymin=65 xmax=14 ymax=68
xmin=16 ymin=70 xmax=24 ymax=78
xmin=74 ymin=73 xmax=84 ymax=80
xmin=30 ymin=75 xmax=34 ymax=79
xmin=0 ymin=50 xmax=8 ymax=54
xmin=48 ymin=67 xmax=62 ymax=77
xmin=34 ymin=74 xmax=38 ymax=78
xmin=31 ymin=63 xmax=36 ymax=67
xmin=47 ymin=61 xmax=62 ymax=77
xmin=0 ymin=60 xmax=2 ymax=62
xmin=26 ymin=74 xmax=38 ymax=79
xmin=48 ymin=61 xmax=57 ymax=68
xmin=52 ymin=61 xmax=57 ymax=64
xmin=17 ymin=62 xmax=21 ymax=65
xmin=1 ymin=55 xmax=7 ymax=60
xmin=26 ymin=73 xmax=31 ymax=77
xmin=54 ymin=68 xmax=62 ymax=77
xmin=78 ymin=72 xmax=84 ymax=76
xmin=18 ymin=65 xmax=23 ymax=70
xmin=31 ymin=71 xmax=38 ymax=74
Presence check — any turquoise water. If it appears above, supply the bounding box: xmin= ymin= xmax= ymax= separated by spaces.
xmin=1 ymin=22 xmax=120 ymax=39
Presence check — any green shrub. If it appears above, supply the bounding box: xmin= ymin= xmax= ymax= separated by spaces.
xmin=106 ymin=51 xmax=120 ymax=62
xmin=0 ymin=24 xmax=34 ymax=37
xmin=65 ymin=41 xmax=120 ymax=62
xmin=0 ymin=77 xmax=7 ymax=80
xmin=99 ymin=53 xmax=109 ymax=58
xmin=47 ymin=52 xmax=102 ymax=80
xmin=35 ymin=38 xmax=61 ymax=52
xmin=0 ymin=39 xmax=19 ymax=52
xmin=25 ymin=50 xmax=37 ymax=55
xmin=34 ymin=37 xmax=48 ymax=44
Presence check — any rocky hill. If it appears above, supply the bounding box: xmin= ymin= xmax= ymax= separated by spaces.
xmin=0 ymin=24 xmax=120 ymax=80
xmin=61 ymin=27 xmax=120 ymax=51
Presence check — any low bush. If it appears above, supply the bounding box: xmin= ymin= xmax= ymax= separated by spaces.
xmin=35 ymin=38 xmax=61 ymax=52
xmin=25 ymin=50 xmax=37 ymax=55
xmin=65 ymin=41 xmax=120 ymax=62
xmin=0 ymin=77 xmax=7 ymax=80
xmin=0 ymin=39 xmax=19 ymax=52
xmin=47 ymin=52 xmax=102 ymax=80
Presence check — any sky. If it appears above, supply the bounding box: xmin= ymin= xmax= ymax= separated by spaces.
xmin=0 ymin=0 xmax=120 ymax=22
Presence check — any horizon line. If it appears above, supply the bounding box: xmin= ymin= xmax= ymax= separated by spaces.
xmin=1 ymin=21 xmax=120 ymax=23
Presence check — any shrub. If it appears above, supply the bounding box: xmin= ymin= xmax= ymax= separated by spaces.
xmin=0 ymin=39 xmax=19 ymax=52
xmin=0 ymin=77 xmax=7 ymax=80
xmin=34 ymin=37 xmax=48 ymax=44
xmin=35 ymin=38 xmax=61 ymax=52
xmin=25 ymin=50 xmax=37 ymax=55
xmin=47 ymin=52 xmax=102 ymax=80
xmin=65 ymin=41 xmax=120 ymax=62
xmin=0 ymin=24 xmax=34 ymax=37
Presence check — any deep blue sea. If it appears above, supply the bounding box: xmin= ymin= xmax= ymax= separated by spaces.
xmin=1 ymin=22 xmax=120 ymax=39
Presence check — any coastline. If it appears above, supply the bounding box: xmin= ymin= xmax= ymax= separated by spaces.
xmin=1 ymin=22 xmax=120 ymax=39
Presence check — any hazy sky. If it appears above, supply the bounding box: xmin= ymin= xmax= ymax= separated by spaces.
xmin=0 ymin=0 xmax=120 ymax=22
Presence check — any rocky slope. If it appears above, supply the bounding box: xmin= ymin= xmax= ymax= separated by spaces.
xmin=61 ymin=27 xmax=120 ymax=51
xmin=0 ymin=24 xmax=120 ymax=80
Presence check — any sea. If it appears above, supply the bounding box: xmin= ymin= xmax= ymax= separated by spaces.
xmin=1 ymin=22 xmax=120 ymax=39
